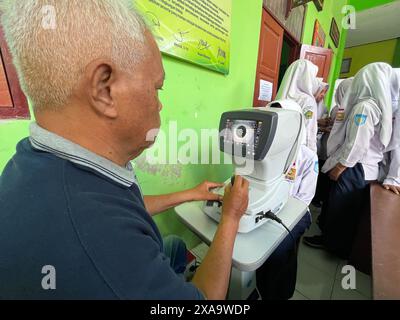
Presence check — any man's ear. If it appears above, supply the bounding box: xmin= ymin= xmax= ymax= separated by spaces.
xmin=85 ymin=59 xmax=118 ymax=119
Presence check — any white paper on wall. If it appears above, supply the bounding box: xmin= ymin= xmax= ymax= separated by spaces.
xmin=258 ymin=80 xmax=273 ymax=101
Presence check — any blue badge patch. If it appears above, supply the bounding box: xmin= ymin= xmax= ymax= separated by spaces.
xmin=354 ymin=114 xmax=367 ymax=126
xmin=314 ymin=161 xmax=319 ymax=174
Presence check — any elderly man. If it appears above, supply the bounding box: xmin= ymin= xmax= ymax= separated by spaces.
xmin=0 ymin=0 xmax=248 ymax=299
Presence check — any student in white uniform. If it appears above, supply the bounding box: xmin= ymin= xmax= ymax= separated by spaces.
xmin=313 ymin=78 xmax=353 ymax=207
xmin=303 ymin=63 xmax=397 ymax=258
xmin=380 ymin=68 xmax=400 ymax=194
xmin=276 ymin=59 xmax=320 ymax=153
xmin=256 ymin=100 xmax=318 ymax=300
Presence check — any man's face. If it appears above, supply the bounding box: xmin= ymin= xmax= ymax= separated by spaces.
xmin=114 ymin=32 xmax=165 ymax=159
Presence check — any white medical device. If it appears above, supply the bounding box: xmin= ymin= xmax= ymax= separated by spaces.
xmin=203 ymin=100 xmax=304 ymax=233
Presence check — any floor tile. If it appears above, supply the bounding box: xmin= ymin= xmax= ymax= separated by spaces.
xmin=355 ymin=270 xmax=372 ymax=298
xmin=296 ymin=260 xmax=335 ymax=300
xmin=331 ymin=278 xmax=370 ymax=300
xmin=290 ymin=290 xmax=309 ymax=300
xmin=298 ymin=241 xmax=341 ymax=279
xmin=304 ymin=221 xmax=321 ymax=237
xmin=334 ymin=262 xmax=372 ymax=298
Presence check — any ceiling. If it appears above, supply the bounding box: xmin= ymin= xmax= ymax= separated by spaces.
xmin=346 ymin=0 xmax=400 ymax=48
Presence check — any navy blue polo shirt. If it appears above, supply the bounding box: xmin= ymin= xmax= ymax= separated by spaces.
xmin=0 ymin=123 xmax=203 ymax=300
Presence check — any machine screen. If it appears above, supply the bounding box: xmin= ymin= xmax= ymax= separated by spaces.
xmin=222 ymin=119 xmax=263 ymax=157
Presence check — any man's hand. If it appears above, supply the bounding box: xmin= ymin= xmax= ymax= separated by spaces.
xmin=329 ymin=163 xmax=347 ymax=181
xmin=221 ymin=176 xmax=249 ymax=224
xmin=382 ymin=184 xmax=400 ymax=195
xmin=144 ymin=180 xmax=224 ymax=216
xmin=191 ymin=175 xmax=249 ymax=300
xmin=187 ymin=181 xmax=224 ymax=202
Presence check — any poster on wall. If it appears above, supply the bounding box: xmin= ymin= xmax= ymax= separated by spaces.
xmin=330 ymin=18 xmax=340 ymax=48
xmin=136 ymin=0 xmax=231 ymax=75
xmin=313 ymin=0 xmax=324 ymax=11
xmin=312 ymin=20 xmax=325 ymax=47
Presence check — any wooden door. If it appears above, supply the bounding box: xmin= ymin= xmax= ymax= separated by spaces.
xmin=300 ymin=44 xmax=333 ymax=82
xmin=0 ymin=54 xmax=13 ymax=108
xmin=0 ymin=26 xmax=29 ymax=119
xmin=253 ymin=10 xmax=284 ymax=107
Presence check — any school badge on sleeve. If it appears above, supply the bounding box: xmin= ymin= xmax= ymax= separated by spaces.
xmin=314 ymin=161 xmax=319 ymax=174
xmin=354 ymin=114 xmax=367 ymax=126
xmin=285 ymin=164 xmax=297 ymax=182
xmin=304 ymin=109 xmax=314 ymax=120
xmin=336 ymin=109 xmax=345 ymax=122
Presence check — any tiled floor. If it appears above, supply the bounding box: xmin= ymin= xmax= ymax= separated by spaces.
xmin=292 ymin=204 xmax=372 ymax=300
xmin=191 ymin=204 xmax=373 ymax=300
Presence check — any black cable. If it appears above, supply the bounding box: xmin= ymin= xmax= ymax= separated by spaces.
xmin=263 ymin=211 xmax=298 ymax=257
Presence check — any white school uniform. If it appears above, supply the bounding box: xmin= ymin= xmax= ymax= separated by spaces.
xmin=316 ymin=79 xmax=353 ymax=161
xmin=323 ymin=100 xmax=385 ymax=180
xmin=276 ymin=59 xmax=320 ymax=153
xmin=270 ymin=99 xmax=319 ymax=206
xmin=381 ymin=78 xmax=400 ymax=186
xmin=286 ymin=145 xmax=319 ymax=206
xmin=381 ymin=149 xmax=400 ymax=186
xmin=322 ymin=63 xmax=395 ymax=180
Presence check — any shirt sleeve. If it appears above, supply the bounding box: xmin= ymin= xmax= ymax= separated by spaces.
xmin=69 ymin=192 xmax=204 ymax=300
xmin=293 ymin=149 xmax=319 ymax=206
xmin=303 ymin=98 xmax=318 ymax=153
xmin=336 ymin=102 xmax=380 ymax=167
xmin=383 ymin=148 xmax=400 ymax=186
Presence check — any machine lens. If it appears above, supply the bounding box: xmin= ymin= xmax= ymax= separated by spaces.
xmin=236 ymin=125 xmax=247 ymax=138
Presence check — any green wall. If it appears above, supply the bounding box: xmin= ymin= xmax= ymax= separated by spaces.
xmin=138 ymin=0 xmax=263 ymax=247
xmin=393 ymin=38 xmax=400 ymax=68
xmin=341 ymin=39 xmax=398 ymax=77
xmin=349 ymin=0 xmax=396 ymax=11
xmin=0 ymin=120 xmax=31 ymax=170
xmin=302 ymin=0 xmax=349 ymax=107
xmin=0 ymin=0 xmax=263 ymax=248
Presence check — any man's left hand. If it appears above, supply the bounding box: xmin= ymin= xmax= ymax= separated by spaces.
xmin=382 ymin=184 xmax=400 ymax=195
xmin=188 ymin=181 xmax=224 ymax=202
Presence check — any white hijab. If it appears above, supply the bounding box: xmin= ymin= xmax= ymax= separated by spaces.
xmin=334 ymin=77 xmax=354 ymax=108
xmin=267 ymin=99 xmax=306 ymax=145
xmin=327 ymin=63 xmax=394 ymax=157
xmin=276 ymin=59 xmax=320 ymax=109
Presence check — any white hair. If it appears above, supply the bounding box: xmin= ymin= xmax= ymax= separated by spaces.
xmin=0 ymin=0 xmax=147 ymax=111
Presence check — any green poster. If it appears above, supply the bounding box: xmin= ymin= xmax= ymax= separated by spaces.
xmin=136 ymin=0 xmax=231 ymax=75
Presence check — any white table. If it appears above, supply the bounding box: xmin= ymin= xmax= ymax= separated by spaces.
xmin=176 ymin=197 xmax=308 ymax=271
xmin=175 ymin=197 xmax=308 ymax=299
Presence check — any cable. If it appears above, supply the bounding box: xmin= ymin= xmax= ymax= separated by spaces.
xmin=263 ymin=211 xmax=298 ymax=257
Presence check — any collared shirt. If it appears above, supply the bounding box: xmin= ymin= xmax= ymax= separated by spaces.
xmin=29 ymin=122 xmax=139 ymax=189
xmin=285 ymin=145 xmax=319 ymax=206
xmin=323 ymin=100 xmax=385 ymax=181
xmin=0 ymin=123 xmax=203 ymax=300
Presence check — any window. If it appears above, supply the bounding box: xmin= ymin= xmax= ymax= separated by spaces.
xmin=0 ymin=26 xmax=30 ymax=120
xmin=341 ymin=58 xmax=352 ymax=74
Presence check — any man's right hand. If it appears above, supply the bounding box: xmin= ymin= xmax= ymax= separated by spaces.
xmin=191 ymin=175 xmax=249 ymax=299
xmin=221 ymin=175 xmax=249 ymax=224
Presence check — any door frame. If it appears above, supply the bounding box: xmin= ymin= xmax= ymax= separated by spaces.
xmin=284 ymin=32 xmax=301 ymax=66
xmin=262 ymin=6 xmax=303 ymax=54
xmin=253 ymin=7 xmax=302 ymax=107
